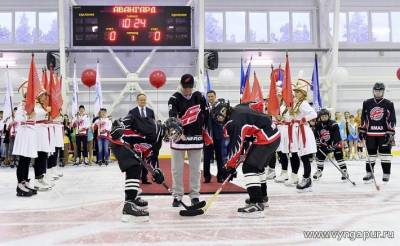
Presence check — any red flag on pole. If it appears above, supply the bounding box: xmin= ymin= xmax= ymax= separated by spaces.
xmin=282 ymin=53 xmax=293 ymax=108
xmin=241 ymin=76 xmax=252 ymax=103
xmin=25 ymin=54 xmax=42 ymax=114
xmin=50 ymin=73 xmax=63 ymax=118
xmin=249 ymin=71 xmax=264 ymax=113
xmin=268 ymin=68 xmax=280 ymax=116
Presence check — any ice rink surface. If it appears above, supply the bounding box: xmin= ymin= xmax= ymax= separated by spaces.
xmin=0 ymin=158 xmax=399 ymax=246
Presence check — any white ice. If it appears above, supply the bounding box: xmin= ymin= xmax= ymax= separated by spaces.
xmin=0 ymin=158 xmax=399 ymax=246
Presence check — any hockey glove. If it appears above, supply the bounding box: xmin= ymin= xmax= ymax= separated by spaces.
xmin=225 ymin=168 xmax=237 ymax=181
xmin=384 ymin=133 xmax=394 ymax=146
xmin=152 ymin=168 xmax=165 ymax=184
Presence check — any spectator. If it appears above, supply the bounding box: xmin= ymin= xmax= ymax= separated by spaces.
xmin=93 ymin=108 xmax=111 ymax=165
xmin=128 ymin=93 xmax=155 ymax=184
xmin=71 ymin=105 xmax=90 ymax=165
xmin=203 ymin=90 xmax=226 ymax=183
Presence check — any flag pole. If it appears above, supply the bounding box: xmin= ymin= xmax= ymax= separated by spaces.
xmin=6 ymin=65 xmax=14 ymax=119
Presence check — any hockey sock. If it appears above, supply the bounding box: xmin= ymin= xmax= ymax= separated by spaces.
xmin=381 ymin=153 xmax=391 ymax=174
xmin=259 ymin=170 xmax=267 ymax=196
xmin=366 ymin=154 xmax=376 ymax=173
xmin=125 ymin=165 xmax=142 ymax=201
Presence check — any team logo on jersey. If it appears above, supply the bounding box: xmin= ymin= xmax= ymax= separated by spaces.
xmin=370 ymin=107 xmax=384 ymax=121
xmin=320 ymin=129 xmax=330 ymax=142
xmin=181 ymin=105 xmax=201 ymax=126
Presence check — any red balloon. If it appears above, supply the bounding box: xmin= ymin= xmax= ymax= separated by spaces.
xmin=149 ymin=70 xmax=166 ymax=89
xmin=81 ymin=69 xmax=97 ymax=88
xmin=397 ymin=68 xmax=400 ymax=80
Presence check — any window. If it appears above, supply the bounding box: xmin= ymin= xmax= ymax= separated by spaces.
xmin=348 ymin=12 xmax=368 ymax=43
xmin=225 ymin=11 xmax=245 ymax=43
xmin=249 ymin=12 xmax=268 ymax=42
xmin=371 ymin=12 xmax=389 ymax=42
xmin=292 ymin=12 xmax=311 ymax=42
xmin=329 ymin=12 xmax=348 ymax=42
xmin=15 ymin=11 xmax=36 ymax=44
xmin=38 ymin=12 xmax=58 ymax=43
xmin=205 ymin=12 xmax=223 ymax=42
xmin=392 ymin=12 xmax=400 ymax=42
xmin=269 ymin=12 xmax=289 ymax=43
xmin=0 ymin=12 xmax=12 ymax=43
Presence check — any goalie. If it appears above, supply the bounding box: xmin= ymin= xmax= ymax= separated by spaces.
xmin=110 ymin=114 xmax=182 ymax=222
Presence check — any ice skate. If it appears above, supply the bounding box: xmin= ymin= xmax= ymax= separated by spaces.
xmin=382 ymin=174 xmax=390 ymax=184
xmin=363 ymin=172 xmax=373 ymax=184
xmin=296 ymin=177 xmax=312 ymax=193
xmin=237 ymin=202 xmax=265 ymax=218
xmin=245 ymin=195 xmax=269 ymax=207
xmin=312 ymin=170 xmax=323 ymax=180
xmin=34 ymin=177 xmax=51 ymax=191
xmin=16 ymin=183 xmax=34 ymax=197
xmin=284 ymin=173 xmax=299 ymax=186
xmin=274 ymin=170 xmax=289 ymax=183
xmin=121 ymin=200 xmax=149 ymax=223
xmin=266 ymin=168 xmax=276 ymax=180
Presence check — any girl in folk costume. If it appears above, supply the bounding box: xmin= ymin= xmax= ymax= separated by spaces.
xmin=273 ymin=87 xmax=293 ymax=183
xmin=287 ymin=79 xmax=317 ymax=192
xmin=47 ymin=113 xmax=64 ymax=179
xmin=34 ymin=90 xmax=55 ymax=190
xmin=12 ymin=83 xmax=38 ymax=196
xmin=93 ymin=108 xmax=111 ymax=165
xmin=71 ymin=105 xmax=90 ymax=165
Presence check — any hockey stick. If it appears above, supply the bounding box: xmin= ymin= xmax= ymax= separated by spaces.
xmin=362 ymin=141 xmax=380 ymax=191
xmin=179 ymin=171 xmax=235 ymax=216
xmin=109 ymin=138 xmax=207 ymax=210
xmin=317 ymin=149 xmax=356 ymax=186
xmin=179 ymin=154 xmax=247 ymax=217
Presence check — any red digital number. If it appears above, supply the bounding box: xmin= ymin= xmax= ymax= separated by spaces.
xmin=133 ymin=18 xmax=147 ymax=28
xmin=108 ymin=31 xmax=117 ymax=41
xmin=153 ymin=31 xmax=161 ymax=42
xmin=121 ymin=18 xmax=131 ymax=28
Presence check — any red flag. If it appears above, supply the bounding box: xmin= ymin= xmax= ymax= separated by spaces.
xmin=241 ymin=76 xmax=252 ymax=103
xmin=50 ymin=73 xmax=63 ymax=118
xmin=249 ymin=71 xmax=264 ymax=113
xmin=25 ymin=54 xmax=42 ymax=114
xmin=282 ymin=53 xmax=293 ymax=108
xmin=268 ymin=68 xmax=280 ymax=116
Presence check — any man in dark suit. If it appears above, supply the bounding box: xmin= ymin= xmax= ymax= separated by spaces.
xmin=203 ymin=90 xmax=226 ymax=183
xmin=129 ymin=93 xmax=156 ymax=184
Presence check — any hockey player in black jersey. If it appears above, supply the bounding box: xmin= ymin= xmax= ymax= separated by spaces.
xmin=211 ymin=99 xmax=280 ymax=218
xmin=110 ymin=114 xmax=177 ymax=222
xmin=313 ymin=109 xmax=349 ymax=181
xmin=359 ymin=82 xmax=396 ymax=183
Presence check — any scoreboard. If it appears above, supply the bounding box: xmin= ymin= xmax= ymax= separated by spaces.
xmin=72 ymin=6 xmax=191 ymax=46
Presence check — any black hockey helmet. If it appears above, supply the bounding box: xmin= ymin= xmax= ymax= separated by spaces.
xmin=318 ymin=108 xmax=331 ymax=121
xmin=164 ymin=117 xmax=183 ymax=142
xmin=180 ymin=74 xmax=194 ymax=89
xmin=372 ymin=82 xmax=385 ymax=99
xmin=211 ymin=98 xmax=230 ymax=123
xmin=373 ymin=82 xmax=385 ymax=91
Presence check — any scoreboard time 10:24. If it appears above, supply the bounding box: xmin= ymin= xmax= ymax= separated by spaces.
xmin=72 ymin=6 xmax=192 ymax=46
